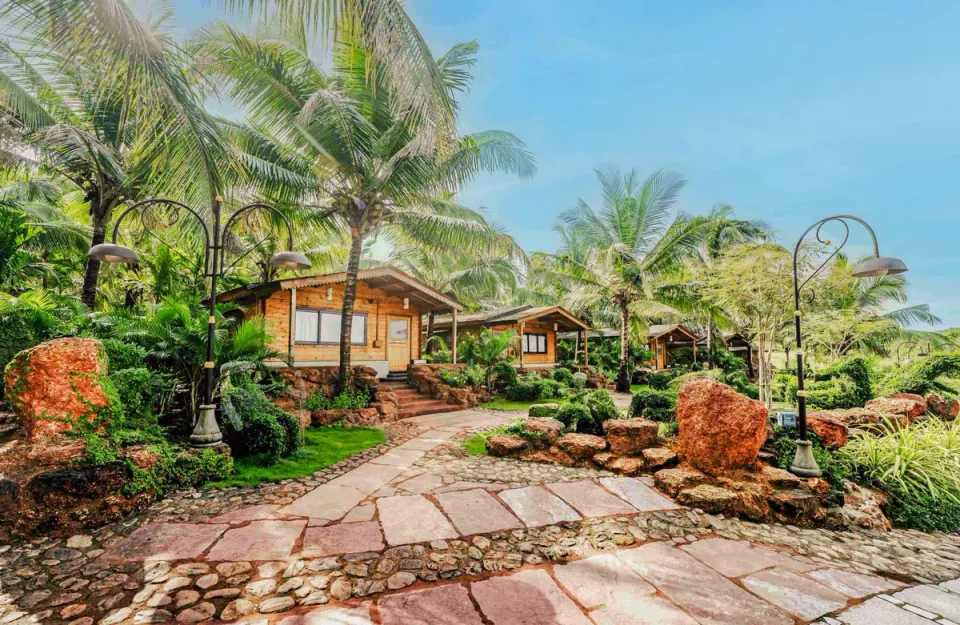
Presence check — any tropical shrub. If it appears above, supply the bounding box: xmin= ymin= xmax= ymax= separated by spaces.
xmin=584 ymin=389 xmax=620 ymax=429
xmin=437 ymin=367 xmax=467 ymax=388
xmin=102 ymin=338 xmax=148 ymax=373
xmin=111 ymin=367 xmax=175 ymax=427
xmin=303 ymin=392 xmax=328 ymax=411
xmin=528 ymin=403 xmax=561 ymax=418
xmin=465 ymin=365 xmax=486 ymax=387
xmin=554 ymin=403 xmax=591 ymax=432
xmin=493 ymin=362 xmax=518 ymax=387
xmin=572 ymin=371 xmax=588 ymax=390
xmin=629 ymin=389 xmax=676 ymax=422
xmin=0 ymin=302 xmax=65 ymax=375
xmin=658 ymin=420 xmax=679 ymax=438
xmin=329 ymin=388 xmax=371 ymax=409
xmin=881 ymin=354 xmax=960 ymax=397
xmin=648 ymin=371 xmax=673 ymax=390
xmin=505 ymin=378 xmax=540 ymax=401
xmin=841 ymin=417 xmax=960 ymax=530
xmin=552 ymin=367 xmax=574 ymax=385
xmin=458 ymin=328 xmax=517 ymax=389
xmin=221 ymin=374 xmax=303 ymax=464
xmin=423 ymin=335 xmax=452 ymax=363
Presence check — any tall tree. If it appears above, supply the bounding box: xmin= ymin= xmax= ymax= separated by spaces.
xmin=0 ymin=2 xmax=225 ymax=308
xmin=197 ymin=21 xmax=535 ymax=389
xmin=534 ymin=167 xmax=709 ymax=392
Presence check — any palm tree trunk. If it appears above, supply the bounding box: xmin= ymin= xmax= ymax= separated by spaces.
xmin=81 ymin=213 xmax=106 ymax=309
xmin=616 ymin=304 xmax=631 ymax=392
xmin=426 ymin=311 xmax=436 ymax=353
xmin=338 ymin=231 xmax=365 ymax=391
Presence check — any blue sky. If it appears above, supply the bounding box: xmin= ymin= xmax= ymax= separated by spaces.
xmin=174 ymin=0 xmax=960 ymax=327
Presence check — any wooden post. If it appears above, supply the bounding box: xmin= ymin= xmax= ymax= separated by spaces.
xmin=451 ymin=308 xmax=458 ymax=364
xmin=519 ymin=322 xmax=525 ymax=367
xmin=693 ymin=339 xmax=698 ymax=364
xmin=575 ymin=330 xmax=581 ymax=366
xmin=583 ymin=330 xmax=589 ymax=367
xmin=288 ymin=288 xmax=297 ymax=366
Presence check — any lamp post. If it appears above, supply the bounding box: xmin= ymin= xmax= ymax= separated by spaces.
xmin=790 ymin=215 xmax=907 ymax=477
xmin=88 ymin=197 xmax=311 ymax=447
xmin=896 ymin=341 xmax=927 ymax=367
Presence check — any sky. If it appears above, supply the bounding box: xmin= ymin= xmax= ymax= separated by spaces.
xmin=173 ymin=0 xmax=960 ymax=328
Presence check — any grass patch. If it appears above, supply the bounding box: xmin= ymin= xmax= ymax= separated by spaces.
xmin=482 ymin=396 xmax=571 ymax=412
xmin=207 ymin=426 xmax=385 ymax=488
xmin=463 ymin=433 xmax=493 ymax=456
xmin=630 ymin=384 xmax=651 ymax=393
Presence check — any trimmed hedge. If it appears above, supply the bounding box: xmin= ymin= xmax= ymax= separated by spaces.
xmin=222 ymin=374 xmax=303 ymax=465
xmin=629 ymin=389 xmax=676 ymax=422
xmin=552 ymin=367 xmax=574 ymax=385
xmin=881 ymin=354 xmax=960 ymax=396
xmin=555 ymin=403 xmax=591 ymax=432
xmin=529 ymin=403 xmax=561 ymax=418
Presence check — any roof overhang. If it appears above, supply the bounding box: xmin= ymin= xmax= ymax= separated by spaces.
xmin=217 ymin=267 xmax=462 ymax=311
xmin=516 ymin=306 xmax=590 ymax=331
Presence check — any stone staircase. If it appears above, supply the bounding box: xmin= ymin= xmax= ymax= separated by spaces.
xmin=381 ymin=377 xmax=460 ymax=419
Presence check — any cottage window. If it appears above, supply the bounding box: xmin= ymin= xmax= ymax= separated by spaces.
xmin=296 ymin=308 xmax=366 ymax=345
xmin=523 ymin=333 xmax=548 ymax=354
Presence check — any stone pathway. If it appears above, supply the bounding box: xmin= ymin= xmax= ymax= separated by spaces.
xmin=4 ymin=408 xmax=960 ymax=625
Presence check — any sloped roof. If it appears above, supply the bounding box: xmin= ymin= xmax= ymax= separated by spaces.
xmin=216 ymin=266 xmax=462 ymax=311
xmin=648 ymin=324 xmax=699 ymax=340
xmin=433 ymin=305 xmax=589 ymax=331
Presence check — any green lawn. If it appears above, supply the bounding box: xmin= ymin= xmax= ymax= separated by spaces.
xmin=481 ymin=396 xmax=571 ymax=412
xmin=630 ymin=384 xmax=651 ymax=393
xmin=206 ymin=426 xmax=386 ymax=488
xmin=463 ymin=432 xmax=493 ymax=456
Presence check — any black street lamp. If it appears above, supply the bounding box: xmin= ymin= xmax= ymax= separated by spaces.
xmin=896 ymin=340 xmax=927 ymax=367
xmin=88 ymin=197 xmax=311 ymax=447
xmin=790 ymin=215 xmax=907 ymax=477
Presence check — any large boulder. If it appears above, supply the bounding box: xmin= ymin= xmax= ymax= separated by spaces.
xmin=925 ymin=393 xmax=959 ymax=421
xmin=675 ymin=378 xmax=767 ymax=475
xmin=654 ymin=465 xmax=710 ymax=497
xmin=557 ymin=433 xmax=607 ymax=460
xmin=486 ymin=435 xmax=528 ymax=457
xmin=4 ymin=338 xmax=113 ymax=442
xmin=807 ymin=412 xmax=849 ymax=448
xmin=523 ymin=418 xmax=563 ymax=445
xmin=865 ymin=396 xmax=927 ymax=422
xmin=603 ymin=418 xmax=658 ymax=455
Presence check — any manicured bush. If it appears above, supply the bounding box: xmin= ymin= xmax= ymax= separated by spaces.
xmin=537 ymin=378 xmax=567 ymax=399
xmin=552 ymin=367 xmax=574 ymax=385
xmin=797 ymin=357 xmax=875 ymax=410
xmin=437 ymin=367 xmax=467 ymax=388
xmin=222 ymin=374 xmax=303 ymax=464
xmin=528 ymin=403 xmax=561 ymax=418
xmin=881 ymin=354 xmax=960 ymax=396
xmin=571 ymin=371 xmax=587 ymax=390
xmin=629 ymin=389 xmax=676 ymax=422
xmin=505 ymin=379 xmax=541 ymax=401
xmin=102 ymin=338 xmax=148 ymax=373
xmin=555 ymin=403 xmax=591 ymax=432
xmin=648 ymin=371 xmax=673 ymax=390
xmin=111 ymin=367 xmax=174 ymax=426
xmin=586 ymin=389 xmax=620 ymax=424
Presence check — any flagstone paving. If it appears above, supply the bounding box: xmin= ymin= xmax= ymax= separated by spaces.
xmin=5 ymin=409 xmax=960 ymax=625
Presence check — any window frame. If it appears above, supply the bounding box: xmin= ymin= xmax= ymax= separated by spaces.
xmin=295 ymin=306 xmax=368 ymax=346
xmin=522 ymin=332 xmax=549 ymax=354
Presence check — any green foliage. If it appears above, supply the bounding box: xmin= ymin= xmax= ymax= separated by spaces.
xmin=770 ymin=426 xmax=851 ymax=493
xmin=437 ymin=367 xmax=467 ymax=388
xmin=528 ymin=403 xmax=561 ymax=418
xmin=329 ymin=387 xmax=370 ymax=409
xmin=505 ymin=373 xmax=567 ymax=401
xmin=125 ymin=446 xmax=234 ymax=497
xmin=586 ymin=388 xmax=620 ymax=423
xmin=788 ymin=357 xmax=877 ymax=410
xmin=629 ymin=389 xmax=676 ymax=422
xmin=552 ymin=367 xmax=574 ymax=385
xmin=0 ymin=301 xmax=65 ymax=376
xmin=502 ymin=418 xmax=545 ymax=439
xmin=648 ymin=371 xmax=673 ymax=390
xmin=111 ymin=367 xmax=175 ymax=427
xmin=221 ymin=374 xmax=303 ymax=464
xmin=554 ymin=403 xmax=591 ymax=432
xmin=658 ymin=420 xmax=679 ymax=438
xmin=889 ymin=494 xmax=960 ymax=533
xmin=881 ymin=354 xmax=960 ymax=396
xmin=493 ymin=361 xmax=518 ymax=387
xmin=571 ymin=371 xmax=587 ymax=390
xmin=458 ymin=328 xmax=519 ymax=390
xmin=464 ymin=365 xmax=485 ymax=387
xmin=423 ymin=335 xmax=452 ymax=363
xmin=303 ymin=392 xmax=328 ymax=411
xmin=101 ymin=338 xmax=148 ymax=374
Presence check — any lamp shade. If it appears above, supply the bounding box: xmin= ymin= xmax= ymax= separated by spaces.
xmin=851 ymin=256 xmax=908 ymax=278
xmin=88 ymin=243 xmax=139 ymax=264
xmin=269 ymin=250 xmax=311 ymax=270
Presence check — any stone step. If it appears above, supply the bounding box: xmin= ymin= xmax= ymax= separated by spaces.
xmin=397 ymin=400 xmax=459 ymax=418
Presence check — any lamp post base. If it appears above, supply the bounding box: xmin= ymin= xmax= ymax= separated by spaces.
xmin=789 ymin=439 xmax=822 ymax=477
xmin=190 ymin=404 xmax=223 ymax=448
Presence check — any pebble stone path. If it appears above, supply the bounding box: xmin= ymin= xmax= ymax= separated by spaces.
xmin=2 ymin=408 xmax=960 ymax=625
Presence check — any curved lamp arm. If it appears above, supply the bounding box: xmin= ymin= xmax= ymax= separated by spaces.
xmin=219 ymin=202 xmax=296 ymax=275
xmin=793 ymin=214 xmax=880 ymax=297
xmin=109 ymin=198 xmax=213 ymax=273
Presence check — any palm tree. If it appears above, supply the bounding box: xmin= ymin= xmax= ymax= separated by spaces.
xmin=389 ymin=242 xmax=524 ymax=341
xmin=699 ymin=204 xmax=769 ymax=368
xmin=534 ymin=167 xmax=710 ymax=391
xmin=197 ymin=22 xmax=535 ymax=389
xmin=0 ymin=4 xmax=225 ymax=308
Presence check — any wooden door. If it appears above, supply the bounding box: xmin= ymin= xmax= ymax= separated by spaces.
xmin=387 ymin=316 xmax=411 ymax=371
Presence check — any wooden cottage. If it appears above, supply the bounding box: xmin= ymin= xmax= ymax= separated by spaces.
xmin=432 ymin=305 xmax=590 ymax=368
xmin=217 ymin=267 xmax=462 ymax=378
xmin=648 ymin=324 xmax=700 ymax=370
